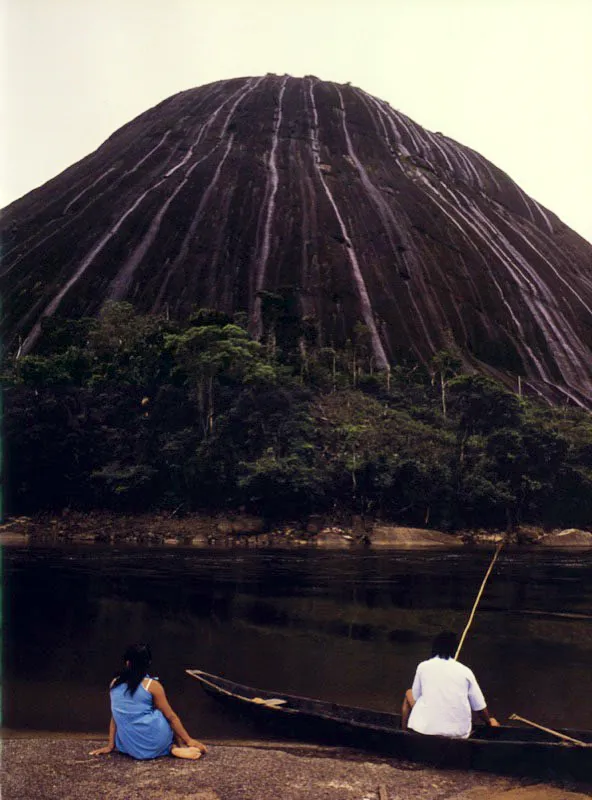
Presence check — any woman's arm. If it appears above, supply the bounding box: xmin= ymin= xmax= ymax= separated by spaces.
xmin=150 ymin=681 xmax=207 ymax=753
xmin=89 ymin=716 xmax=117 ymax=755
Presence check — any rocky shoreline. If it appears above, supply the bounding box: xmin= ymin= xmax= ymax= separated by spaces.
xmin=1 ymin=511 xmax=590 ymax=549
xmin=2 ymin=738 xmax=591 ymax=800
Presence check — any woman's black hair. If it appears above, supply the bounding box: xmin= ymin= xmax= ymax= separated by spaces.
xmin=111 ymin=643 xmax=152 ymax=695
xmin=431 ymin=631 xmax=458 ymax=659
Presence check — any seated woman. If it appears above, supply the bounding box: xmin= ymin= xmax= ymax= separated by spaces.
xmin=90 ymin=643 xmax=208 ymax=760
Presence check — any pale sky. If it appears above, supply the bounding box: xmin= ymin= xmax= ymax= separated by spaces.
xmin=1 ymin=0 xmax=591 ymax=243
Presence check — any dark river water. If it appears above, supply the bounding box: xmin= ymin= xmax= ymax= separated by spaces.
xmin=2 ymin=544 xmax=591 ymax=740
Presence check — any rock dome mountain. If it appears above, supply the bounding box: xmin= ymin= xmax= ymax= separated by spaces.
xmin=2 ymin=74 xmax=591 ymax=406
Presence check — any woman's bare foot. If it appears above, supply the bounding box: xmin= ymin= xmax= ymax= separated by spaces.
xmin=171 ymin=745 xmax=202 ymax=760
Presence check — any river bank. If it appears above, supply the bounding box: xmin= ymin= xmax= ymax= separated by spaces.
xmin=2 ymin=738 xmax=591 ymax=800
xmin=1 ymin=510 xmax=591 ymax=549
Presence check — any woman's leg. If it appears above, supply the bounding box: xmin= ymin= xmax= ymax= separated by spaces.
xmin=171 ymin=744 xmax=203 ymax=760
xmin=170 ymin=734 xmax=202 ymax=759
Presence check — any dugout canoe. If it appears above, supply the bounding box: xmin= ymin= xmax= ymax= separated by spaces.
xmin=186 ymin=669 xmax=591 ymax=782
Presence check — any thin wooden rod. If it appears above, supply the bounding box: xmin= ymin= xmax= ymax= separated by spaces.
xmin=509 ymin=714 xmax=588 ymax=747
xmin=455 ymin=540 xmax=504 ymax=660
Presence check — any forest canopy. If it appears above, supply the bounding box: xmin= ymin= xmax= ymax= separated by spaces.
xmin=4 ymin=302 xmax=592 ymax=530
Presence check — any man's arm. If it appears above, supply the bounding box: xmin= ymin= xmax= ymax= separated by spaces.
xmin=411 ymin=666 xmax=423 ymax=703
xmin=467 ymin=669 xmax=499 ymax=727
xmin=477 ymin=707 xmax=500 ymax=727
xmin=402 ymin=666 xmax=422 ymax=731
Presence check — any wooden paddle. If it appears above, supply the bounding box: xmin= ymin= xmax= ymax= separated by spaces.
xmin=509 ymin=713 xmax=588 ymax=747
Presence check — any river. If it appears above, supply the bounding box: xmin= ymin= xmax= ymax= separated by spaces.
xmin=3 ymin=544 xmax=591 ymax=739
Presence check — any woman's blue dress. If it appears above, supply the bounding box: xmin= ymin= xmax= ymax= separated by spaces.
xmin=110 ymin=678 xmax=174 ymax=759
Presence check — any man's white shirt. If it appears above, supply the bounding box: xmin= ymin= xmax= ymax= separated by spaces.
xmin=407 ymin=655 xmax=486 ymax=738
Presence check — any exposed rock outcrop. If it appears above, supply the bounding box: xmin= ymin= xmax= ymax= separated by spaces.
xmin=539 ymin=528 xmax=592 ymax=547
xmin=371 ymin=525 xmax=464 ymax=548
xmin=2 ymin=75 xmax=592 ymax=406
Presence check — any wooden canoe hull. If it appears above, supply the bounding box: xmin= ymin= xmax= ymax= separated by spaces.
xmin=186 ymin=670 xmax=592 ymax=782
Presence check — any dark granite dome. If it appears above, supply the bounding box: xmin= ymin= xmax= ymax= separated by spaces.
xmin=2 ymin=74 xmax=592 ymax=405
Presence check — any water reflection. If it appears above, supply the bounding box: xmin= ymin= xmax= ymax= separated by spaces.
xmin=3 ymin=546 xmax=591 ymax=738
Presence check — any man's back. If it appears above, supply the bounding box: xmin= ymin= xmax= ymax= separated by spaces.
xmin=407 ymin=655 xmax=486 ymax=738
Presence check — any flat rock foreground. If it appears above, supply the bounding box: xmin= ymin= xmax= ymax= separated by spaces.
xmin=3 ymin=739 xmax=590 ymax=800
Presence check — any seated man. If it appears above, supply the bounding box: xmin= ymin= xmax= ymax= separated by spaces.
xmin=402 ymin=630 xmax=499 ymax=738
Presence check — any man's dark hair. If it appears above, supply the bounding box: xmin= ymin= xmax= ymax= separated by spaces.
xmin=431 ymin=631 xmax=458 ymax=659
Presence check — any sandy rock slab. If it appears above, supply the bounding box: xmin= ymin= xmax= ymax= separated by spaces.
xmin=540 ymin=529 xmax=592 ymax=547
xmin=371 ymin=526 xmax=464 ymax=548
xmin=2 ymin=740 xmax=590 ymax=800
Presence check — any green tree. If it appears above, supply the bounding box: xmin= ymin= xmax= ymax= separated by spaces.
xmin=448 ymin=374 xmax=523 ymax=438
xmin=486 ymin=425 xmax=568 ymax=525
xmin=429 ymin=349 xmax=463 ymax=419
xmin=165 ymin=322 xmax=265 ymax=438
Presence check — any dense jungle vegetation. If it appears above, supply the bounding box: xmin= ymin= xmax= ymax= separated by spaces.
xmin=4 ymin=301 xmax=592 ymax=530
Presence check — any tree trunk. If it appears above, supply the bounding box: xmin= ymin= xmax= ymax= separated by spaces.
xmin=207 ymin=374 xmax=214 ymax=435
